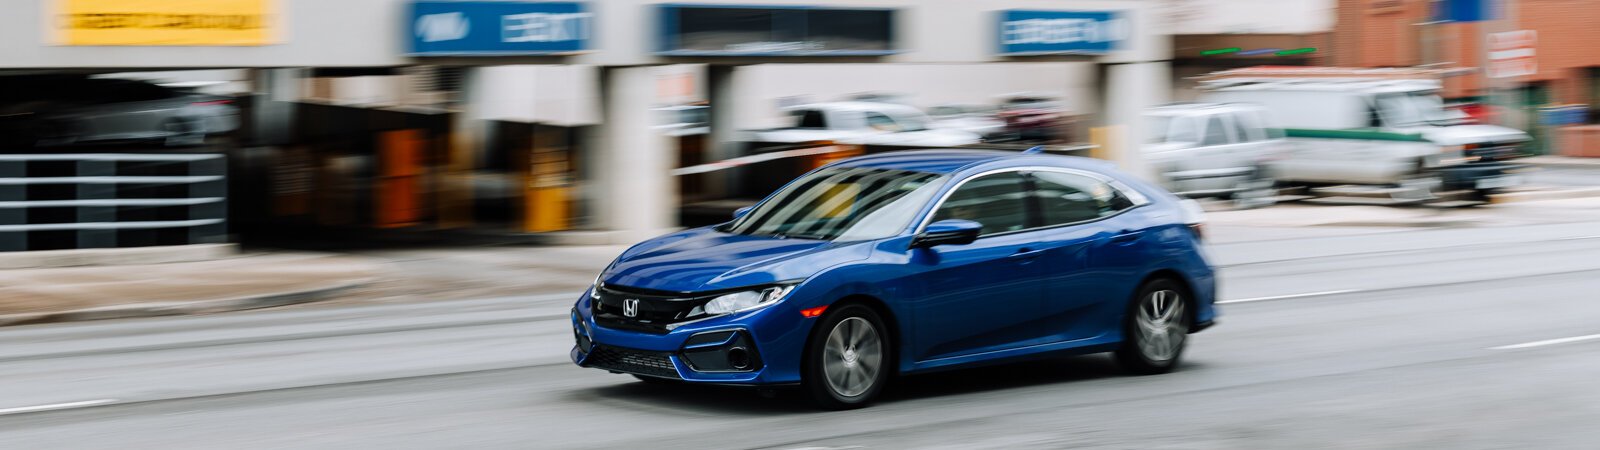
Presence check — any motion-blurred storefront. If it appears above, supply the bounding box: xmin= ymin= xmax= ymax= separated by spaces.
xmin=1 ymin=0 xmax=1179 ymax=247
xmin=1330 ymin=0 xmax=1600 ymax=154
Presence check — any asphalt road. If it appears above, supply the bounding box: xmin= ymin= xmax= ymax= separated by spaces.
xmin=5 ymin=222 xmax=1600 ymax=448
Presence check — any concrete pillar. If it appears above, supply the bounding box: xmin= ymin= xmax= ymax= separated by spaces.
xmin=595 ymin=66 xmax=677 ymax=242
xmin=706 ymin=64 xmax=741 ymax=198
xmin=252 ymin=68 xmax=303 ymax=146
xmin=438 ymin=67 xmax=488 ymax=229
xmin=1099 ymin=61 xmax=1170 ymax=182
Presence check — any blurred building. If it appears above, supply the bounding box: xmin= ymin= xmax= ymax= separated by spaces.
xmin=1165 ymin=0 xmax=1336 ymax=100
xmin=1327 ymin=0 xmax=1600 ymax=154
xmin=1332 ymin=0 xmax=1599 ymax=107
xmin=0 ymin=0 xmax=1178 ymax=247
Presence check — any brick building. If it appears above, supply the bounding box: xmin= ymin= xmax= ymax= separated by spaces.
xmin=1333 ymin=0 xmax=1600 ymax=108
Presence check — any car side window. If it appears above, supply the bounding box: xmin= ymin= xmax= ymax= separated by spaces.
xmin=1200 ymin=116 xmax=1230 ymax=146
xmin=864 ymin=112 xmax=901 ymax=132
xmin=796 ymin=110 xmax=828 ymax=128
xmin=1030 ymin=171 xmax=1137 ymax=226
xmin=1168 ymin=116 xmax=1202 ymax=144
xmin=1230 ymin=112 xmax=1260 ymax=142
xmin=931 ymin=172 xmax=1029 ymax=236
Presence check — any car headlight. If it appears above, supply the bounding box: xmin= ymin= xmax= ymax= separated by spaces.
xmin=703 ymin=285 xmax=796 ymax=315
xmin=588 ymin=274 xmax=602 ymax=300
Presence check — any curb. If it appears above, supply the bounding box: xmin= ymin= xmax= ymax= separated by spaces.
xmin=1489 ymin=187 xmax=1600 ymax=204
xmin=0 ymin=278 xmax=375 ymax=328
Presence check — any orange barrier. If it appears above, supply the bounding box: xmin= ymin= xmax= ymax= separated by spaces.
xmin=376 ymin=129 xmax=425 ymax=228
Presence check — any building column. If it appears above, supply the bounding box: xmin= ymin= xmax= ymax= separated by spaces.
xmin=706 ymin=64 xmax=742 ymax=198
xmin=595 ymin=66 xmax=677 ymax=243
xmin=1098 ymin=61 xmax=1170 ymax=181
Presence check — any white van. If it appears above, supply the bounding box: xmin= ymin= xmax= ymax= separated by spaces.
xmin=1197 ymin=67 xmax=1530 ymax=199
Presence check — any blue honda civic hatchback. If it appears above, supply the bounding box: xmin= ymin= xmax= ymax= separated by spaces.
xmin=571 ymin=149 xmax=1217 ymax=409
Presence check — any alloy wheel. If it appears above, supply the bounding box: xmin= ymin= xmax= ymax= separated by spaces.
xmin=1135 ymin=289 xmax=1188 ymax=361
xmin=822 ymin=316 xmax=883 ymax=398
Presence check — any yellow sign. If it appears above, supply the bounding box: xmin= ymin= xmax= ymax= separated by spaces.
xmin=54 ymin=0 xmax=277 ymax=46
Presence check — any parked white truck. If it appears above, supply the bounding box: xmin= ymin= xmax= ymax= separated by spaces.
xmin=1197 ymin=67 xmax=1530 ymax=202
xmin=743 ymin=102 xmax=982 ymax=147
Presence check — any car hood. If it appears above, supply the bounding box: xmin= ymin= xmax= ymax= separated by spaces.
xmin=1417 ymin=124 xmax=1531 ymax=145
xmin=601 ymin=227 xmax=872 ymax=293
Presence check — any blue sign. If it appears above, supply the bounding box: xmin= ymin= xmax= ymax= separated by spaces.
xmin=1435 ymin=0 xmax=1498 ymax=22
xmin=408 ymin=1 xmax=590 ymax=56
xmin=998 ymin=10 xmax=1126 ymax=56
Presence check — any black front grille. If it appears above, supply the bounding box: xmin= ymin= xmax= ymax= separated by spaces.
xmin=584 ymin=346 xmax=679 ymax=378
xmin=592 ymin=284 xmax=715 ymax=334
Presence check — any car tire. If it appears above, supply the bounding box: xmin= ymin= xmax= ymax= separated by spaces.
xmin=1114 ymin=279 xmax=1191 ymax=375
xmin=803 ymin=303 xmax=891 ymax=410
xmin=33 ymin=119 xmax=79 ymax=147
xmin=1230 ymin=177 xmax=1279 ymax=209
xmin=164 ymin=118 xmax=206 ymax=147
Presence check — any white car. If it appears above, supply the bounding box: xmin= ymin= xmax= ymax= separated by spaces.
xmin=1144 ymin=103 xmax=1285 ymax=206
xmin=744 ymin=102 xmax=981 ymax=147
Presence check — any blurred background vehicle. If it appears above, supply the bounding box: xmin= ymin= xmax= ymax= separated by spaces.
xmin=743 ymin=102 xmax=981 ymax=147
xmin=927 ymin=103 xmax=1006 ymax=137
xmin=845 ymin=91 xmax=913 ymax=105
xmin=1143 ymin=102 xmax=1284 ymax=208
xmin=991 ymin=92 xmax=1073 ymax=143
xmin=653 ymin=103 xmax=710 ymax=137
xmin=0 ymin=75 xmax=239 ymax=148
xmin=1199 ymin=67 xmax=1531 ymax=203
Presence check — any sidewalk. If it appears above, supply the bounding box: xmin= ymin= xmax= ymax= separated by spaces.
xmin=1203 ymin=195 xmax=1600 ymax=229
xmin=0 ymin=252 xmax=382 ymax=326
xmin=1518 ymin=155 xmax=1600 ymax=168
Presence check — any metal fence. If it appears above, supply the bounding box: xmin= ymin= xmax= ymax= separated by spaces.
xmin=0 ymin=153 xmax=227 ymax=251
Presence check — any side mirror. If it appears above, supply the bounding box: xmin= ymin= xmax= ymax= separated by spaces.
xmin=912 ymin=219 xmax=982 ymax=248
xmin=732 ymin=206 xmax=754 ymax=220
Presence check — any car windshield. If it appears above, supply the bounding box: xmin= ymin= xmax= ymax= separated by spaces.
xmin=1146 ymin=115 xmax=1172 ymax=143
xmin=721 ymin=166 xmax=947 ymax=241
xmin=896 ymin=113 xmax=931 ymax=131
xmin=1377 ymin=92 xmax=1457 ymax=127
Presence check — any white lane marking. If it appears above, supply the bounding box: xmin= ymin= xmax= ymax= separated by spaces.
xmin=1218 ymin=290 xmax=1359 ymax=305
xmin=1490 ymin=333 xmax=1600 ymax=350
xmin=0 ymin=399 xmax=118 ymax=415
xmin=1554 ymin=235 xmax=1600 ymax=241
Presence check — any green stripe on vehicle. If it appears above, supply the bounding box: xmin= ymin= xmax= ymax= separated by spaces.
xmin=1280 ymin=128 xmax=1428 ymax=142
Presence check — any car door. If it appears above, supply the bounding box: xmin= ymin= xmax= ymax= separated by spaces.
xmin=1026 ymin=170 xmax=1145 ymax=343
xmin=1185 ymin=113 xmax=1252 ymax=193
xmin=908 ymin=171 xmax=1047 ymax=362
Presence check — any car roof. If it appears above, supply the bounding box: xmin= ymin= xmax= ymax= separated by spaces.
xmin=1147 ymin=102 xmax=1261 ymax=116
xmin=827 ymin=149 xmax=1115 ymax=175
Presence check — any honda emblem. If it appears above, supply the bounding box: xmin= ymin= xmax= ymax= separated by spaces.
xmin=622 ymin=298 xmax=640 ymax=317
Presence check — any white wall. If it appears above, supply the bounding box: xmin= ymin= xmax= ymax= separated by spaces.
xmin=1163 ymin=0 xmax=1335 ymax=35
xmin=1 ymin=0 xmax=1167 ymax=68
xmin=734 ymin=63 xmax=1095 ymax=129
xmin=473 ymin=65 xmax=601 ymax=126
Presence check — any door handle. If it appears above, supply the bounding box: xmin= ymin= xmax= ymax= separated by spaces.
xmin=1008 ymin=248 xmax=1046 ymax=261
xmin=1110 ymin=230 xmax=1144 ymax=244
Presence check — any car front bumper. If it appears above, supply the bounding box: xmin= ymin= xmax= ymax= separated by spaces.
xmin=569 ymin=289 xmax=808 ymax=385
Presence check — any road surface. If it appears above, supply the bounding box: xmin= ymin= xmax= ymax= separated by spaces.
xmin=4 ymin=222 xmax=1600 ymax=448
